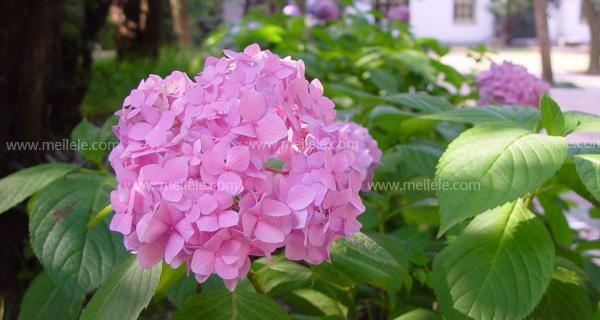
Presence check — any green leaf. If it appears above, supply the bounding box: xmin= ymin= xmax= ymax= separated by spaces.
xmin=80 ymin=256 xmax=162 ymax=320
xmin=322 ymin=232 xmax=404 ymax=290
xmin=18 ymin=272 xmax=82 ymax=320
xmin=538 ymin=194 xmax=573 ymax=245
xmin=71 ymin=119 xmax=104 ymax=164
xmin=376 ymin=141 xmax=443 ymax=180
xmin=392 ymin=308 xmax=437 ymax=320
xmin=251 ymin=257 xmax=312 ymax=294
xmin=29 ymin=172 xmax=127 ymax=299
xmin=422 ymin=105 xmax=540 ymax=130
xmin=174 ymin=289 xmax=290 ymax=320
xmin=564 ymin=111 xmax=600 ymax=134
xmin=556 ymin=161 xmax=600 ymax=207
xmin=290 ymin=288 xmax=347 ymax=317
xmin=369 ymin=69 xmax=399 ymax=94
xmin=382 ymin=93 xmax=453 ymax=113
xmin=166 ymin=274 xmax=198 ymax=307
xmin=0 ymin=163 xmax=77 ymax=214
xmin=435 ymin=124 xmax=568 ymax=233
xmin=574 ymin=154 xmax=600 ymax=202
xmin=369 ymin=105 xmax=414 ymax=132
xmin=433 ymin=200 xmax=555 ymax=320
xmin=391 ymin=50 xmax=437 ymax=82
xmin=528 ymin=279 xmax=592 ymax=320
xmin=540 ymin=95 xmax=566 ymax=136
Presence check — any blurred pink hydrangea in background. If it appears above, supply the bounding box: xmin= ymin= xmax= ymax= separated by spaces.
xmin=387 ymin=5 xmax=410 ymax=23
xmin=476 ymin=61 xmax=550 ymax=108
xmin=109 ymin=43 xmax=381 ymax=290
xmin=308 ymin=0 xmax=339 ymax=21
xmin=283 ymin=4 xmax=301 ymax=17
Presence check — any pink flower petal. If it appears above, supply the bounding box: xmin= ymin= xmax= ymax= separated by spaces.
xmin=217 ymin=172 xmax=243 ymax=195
xmin=218 ymin=210 xmax=239 ymax=228
xmin=165 ymin=234 xmax=185 ymax=263
xmin=287 ymin=185 xmax=316 ymax=210
xmin=262 ymin=198 xmax=291 ymax=217
xmin=254 ymin=221 xmax=285 ymax=243
xmin=191 ymin=248 xmax=216 ymax=275
xmin=256 ymin=113 xmax=288 ymax=144
xmin=226 ymin=146 xmax=250 ymax=172
xmin=137 ymin=239 xmax=166 ymax=268
xmin=128 ymin=123 xmax=152 ymax=140
xmin=239 ymin=89 xmax=266 ymax=122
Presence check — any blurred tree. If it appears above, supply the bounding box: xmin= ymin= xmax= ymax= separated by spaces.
xmin=532 ymin=0 xmax=553 ymax=83
xmin=170 ymin=0 xmax=192 ymax=47
xmin=583 ymin=0 xmax=600 ymax=74
xmin=488 ymin=0 xmax=531 ymax=45
xmin=0 ymin=0 xmax=111 ymax=171
xmin=113 ymin=0 xmax=166 ymax=59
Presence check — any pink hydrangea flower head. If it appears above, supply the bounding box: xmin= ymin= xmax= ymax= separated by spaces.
xmin=283 ymin=4 xmax=302 ymax=16
xmin=387 ymin=5 xmax=410 ymax=23
xmin=476 ymin=61 xmax=550 ymax=108
xmin=109 ymin=43 xmax=379 ymax=290
xmin=309 ymin=0 xmax=340 ymax=21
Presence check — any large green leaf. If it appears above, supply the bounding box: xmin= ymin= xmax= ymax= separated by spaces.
xmin=18 ymin=272 xmax=82 ymax=320
xmin=422 ymin=105 xmax=540 ymax=130
xmin=435 ymin=124 xmax=567 ymax=233
xmin=539 ymin=95 xmax=565 ymax=136
xmin=433 ymin=200 xmax=555 ymax=320
xmin=528 ymin=279 xmax=592 ymax=320
xmin=0 ymin=163 xmax=77 ymax=214
xmin=320 ymin=232 xmax=404 ymax=290
xmin=80 ymin=256 xmax=162 ymax=320
xmin=174 ymin=289 xmax=290 ymax=320
xmin=574 ymin=154 xmax=600 ymax=202
xmin=29 ymin=172 xmax=127 ymax=299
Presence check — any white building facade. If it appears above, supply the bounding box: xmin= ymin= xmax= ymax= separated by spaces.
xmin=409 ymin=0 xmax=591 ymax=44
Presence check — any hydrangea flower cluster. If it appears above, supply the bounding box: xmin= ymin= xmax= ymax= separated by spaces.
xmin=283 ymin=4 xmax=301 ymax=17
xmin=476 ymin=61 xmax=550 ymax=107
xmin=308 ymin=0 xmax=339 ymax=21
xmin=387 ymin=5 xmax=410 ymax=23
xmin=108 ymin=44 xmax=381 ymax=290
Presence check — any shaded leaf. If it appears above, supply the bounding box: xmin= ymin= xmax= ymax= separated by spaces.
xmin=80 ymin=256 xmax=162 ymax=320
xmin=29 ymin=172 xmax=127 ymax=299
xmin=18 ymin=272 xmax=82 ymax=320
xmin=174 ymin=289 xmax=290 ymax=320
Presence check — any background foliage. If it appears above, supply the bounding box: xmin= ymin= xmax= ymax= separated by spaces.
xmin=2 ymin=2 xmax=600 ymax=320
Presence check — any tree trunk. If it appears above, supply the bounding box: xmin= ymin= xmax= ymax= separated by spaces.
xmin=0 ymin=0 xmax=65 ymax=171
xmin=583 ymin=0 xmax=600 ymax=74
xmin=116 ymin=0 xmax=163 ymax=59
xmin=532 ymin=0 xmax=553 ymax=83
xmin=47 ymin=0 xmax=112 ymax=137
xmin=170 ymin=0 xmax=192 ymax=47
